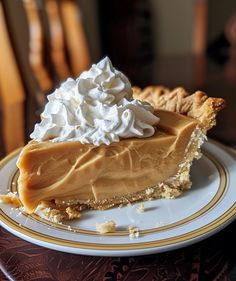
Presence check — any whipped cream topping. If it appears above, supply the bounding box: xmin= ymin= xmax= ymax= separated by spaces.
xmin=30 ymin=57 xmax=160 ymax=145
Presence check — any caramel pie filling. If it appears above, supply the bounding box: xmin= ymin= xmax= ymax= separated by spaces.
xmin=17 ymin=109 xmax=199 ymax=214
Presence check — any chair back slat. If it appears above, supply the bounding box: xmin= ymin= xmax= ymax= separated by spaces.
xmin=0 ymin=0 xmax=91 ymax=154
xmin=23 ymin=0 xmax=53 ymax=92
xmin=45 ymin=0 xmax=70 ymax=80
xmin=60 ymin=0 xmax=91 ymax=77
xmin=0 ymin=3 xmax=25 ymax=153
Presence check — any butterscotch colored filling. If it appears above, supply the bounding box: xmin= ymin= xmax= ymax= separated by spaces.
xmin=17 ymin=109 xmax=198 ymax=214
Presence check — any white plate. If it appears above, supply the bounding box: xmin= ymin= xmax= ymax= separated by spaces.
xmin=0 ymin=141 xmax=236 ymax=257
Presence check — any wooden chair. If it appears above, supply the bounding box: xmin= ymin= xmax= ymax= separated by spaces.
xmin=0 ymin=3 xmax=25 ymax=155
xmin=0 ymin=0 xmax=91 ymax=155
xmin=192 ymin=0 xmax=208 ymax=88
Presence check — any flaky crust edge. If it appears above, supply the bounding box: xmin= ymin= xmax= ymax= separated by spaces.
xmin=133 ymin=86 xmax=225 ymax=132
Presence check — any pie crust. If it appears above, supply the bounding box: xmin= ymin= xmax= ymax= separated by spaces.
xmin=133 ymin=86 xmax=225 ymax=131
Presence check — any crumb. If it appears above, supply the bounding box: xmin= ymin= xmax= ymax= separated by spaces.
xmin=96 ymin=220 xmax=116 ymax=234
xmin=118 ymin=204 xmax=123 ymax=209
xmin=66 ymin=207 xmax=81 ymax=220
xmin=35 ymin=203 xmax=64 ymax=223
xmin=128 ymin=226 xmax=139 ymax=239
xmin=0 ymin=192 xmax=21 ymax=207
xmin=47 ymin=209 xmax=64 ymax=223
xmin=145 ymin=187 xmax=154 ymax=195
xmin=35 ymin=201 xmax=69 ymax=223
xmin=136 ymin=203 xmax=145 ymax=213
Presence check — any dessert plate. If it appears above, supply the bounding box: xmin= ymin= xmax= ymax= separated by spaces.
xmin=0 ymin=141 xmax=236 ymax=257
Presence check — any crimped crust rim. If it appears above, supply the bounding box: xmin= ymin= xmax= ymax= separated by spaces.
xmin=133 ymin=86 xmax=225 ymax=131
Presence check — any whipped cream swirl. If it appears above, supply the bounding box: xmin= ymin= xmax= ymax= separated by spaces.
xmin=30 ymin=57 xmax=160 ymax=145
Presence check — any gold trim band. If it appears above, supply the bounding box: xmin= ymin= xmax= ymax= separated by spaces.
xmin=0 ymin=203 xmax=235 ymax=251
xmin=8 ymin=149 xmax=228 ymax=236
xmin=0 ymin=141 xmax=234 ymax=252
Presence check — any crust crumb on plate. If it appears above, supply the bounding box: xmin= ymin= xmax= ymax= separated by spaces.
xmin=136 ymin=203 xmax=145 ymax=213
xmin=128 ymin=226 xmax=140 ymax=239
xmin=66 ymin=207 xmax=81 ymax=220
xmin=0 ymin=192 xmax=21 ymax=207
xmin=96 ymin=220 xmax=116 ymax=234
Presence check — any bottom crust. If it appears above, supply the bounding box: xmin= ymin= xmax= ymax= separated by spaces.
xmin=34 ymin=128 xmax=206 ymax=223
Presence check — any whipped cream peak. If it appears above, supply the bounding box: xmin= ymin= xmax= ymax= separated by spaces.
xmin=78 ymin=56 xmax=133 ymax=104
xmin=30 ymin=57 xmax=160 ymax=145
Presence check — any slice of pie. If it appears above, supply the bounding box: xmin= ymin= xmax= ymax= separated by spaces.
xmin=16 ymin=86 xmax=225 ymax=222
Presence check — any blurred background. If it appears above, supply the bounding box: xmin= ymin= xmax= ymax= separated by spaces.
xmin=0 ymin=0 xmax=236 ymax=156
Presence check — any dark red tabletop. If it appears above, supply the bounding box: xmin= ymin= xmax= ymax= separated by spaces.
xmin=1 ymin=223 xmax=236 ymax=281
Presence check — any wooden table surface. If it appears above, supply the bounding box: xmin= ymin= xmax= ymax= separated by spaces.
xmin=1 ymin=55 xmax=236 ymax=281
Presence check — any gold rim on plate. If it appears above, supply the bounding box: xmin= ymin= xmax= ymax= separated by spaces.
xmin=8 ymin=150 xmax=227 ymax=236
xmin=0 ymin=142 xmax=235 ymax=251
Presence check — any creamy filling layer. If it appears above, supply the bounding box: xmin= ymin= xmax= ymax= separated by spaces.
xmin=33 ymin=127 xmax=206 ymax=223
xmin=17 ymin=110 xmax=199 ymax=214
